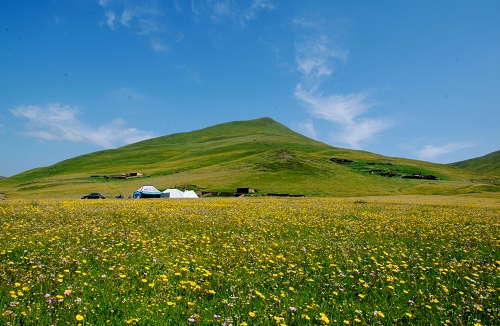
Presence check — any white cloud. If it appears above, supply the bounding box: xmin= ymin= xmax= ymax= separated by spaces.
xmin=416 ymin=142 xmax=475 ymax=160
xmin=191 ymin=0 xmax=274 ymax=25
xmin=294 ymin=33 xmax=348 ymax=81
xmin=151 ymin=39 xmax=168 ymax=53
xmin=11 ymin=103 xmax=156 ymax=148
xmin=120 ymin=9 xmax=134 ymax=26
xmin=296 ymin=119 xmax=317 ymax=139
xmin=295 ymin=85 xmax=370 ymax=125
xmin=335 ymin=119 xmax=392 ymax=149
xmin=105 ymin=11 xmax=116 ymax=29
xmin=244 ymin=0 xmax=275 ymax=20
xmin=98 ymin=0 xmax=111 ymax=8
xmin=99 ymin=1 xmax=162 ymax=34
xmin=293 ymin=15 xmax=391 ymax=149
xmin=295 ymin=85 xmax=391 ymax=148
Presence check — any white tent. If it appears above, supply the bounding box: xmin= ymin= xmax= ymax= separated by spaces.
xmin=161 ymin=188 xmax=199 ymax=198
xmin=161 ymin=188 xmax=185 ymax=198
xmin=183 ymin=190 xmax=199 ymax=198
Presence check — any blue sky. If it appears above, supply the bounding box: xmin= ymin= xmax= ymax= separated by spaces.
xmin=1 ymin=0 xmax=499 ymax=177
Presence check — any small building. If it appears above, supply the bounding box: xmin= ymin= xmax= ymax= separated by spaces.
xmin=236 ymin=188 xmax=260 ymax=194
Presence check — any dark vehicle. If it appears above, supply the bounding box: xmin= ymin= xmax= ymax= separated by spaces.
xmin=81 ymin=193 xmax=105 ymax=199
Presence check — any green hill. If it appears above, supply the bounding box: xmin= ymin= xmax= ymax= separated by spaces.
xmin=0 ymin=117 xmax=497 ymax=199
xmin=449 ymin=150 xmax=500 ymax=178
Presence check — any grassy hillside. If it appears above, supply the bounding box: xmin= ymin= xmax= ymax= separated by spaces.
xmin=0 ymin=117 xmax=496 ymax=199
xmin=449 ymin=150 xmax=500 ymax=178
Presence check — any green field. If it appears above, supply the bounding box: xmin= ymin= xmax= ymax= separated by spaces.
xmin=0 ymin=118 xmax=498 ymax=200
xmin=1 ymin=198 xmax=499 ymax=325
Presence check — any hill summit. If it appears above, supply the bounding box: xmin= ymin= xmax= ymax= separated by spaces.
xmin=0 ymin=117 xmax=496 ymax=199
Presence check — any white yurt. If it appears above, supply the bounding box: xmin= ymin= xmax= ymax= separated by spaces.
xmin=161 ymin=188 xmax=185 ymax=198
xmin=183 ymin=190 xmax=199 ymax=198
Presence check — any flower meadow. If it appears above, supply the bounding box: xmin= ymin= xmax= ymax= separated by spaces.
xmin=1 ymin=198 xmax=499 ymax=325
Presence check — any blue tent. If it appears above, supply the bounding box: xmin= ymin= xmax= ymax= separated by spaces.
xmin=133 ymin=185 xmax=161 ymax=198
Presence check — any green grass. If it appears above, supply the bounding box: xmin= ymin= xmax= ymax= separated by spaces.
xmin=0 ymin=117 xmax=497 ymax=199
xmin=449 ymin=150 xmax=500 ymax=179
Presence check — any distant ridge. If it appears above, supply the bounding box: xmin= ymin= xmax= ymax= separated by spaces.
xmin=0 ymin=117 xmax=497 ymax=199
xmin=449 ymin=150 xmax=500 ymax=177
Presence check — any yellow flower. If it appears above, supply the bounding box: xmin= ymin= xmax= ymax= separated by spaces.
xmin=320 ymin=313 xmax=330 ymax=324
xmin=75 ymin=314 xmax=84 ymax=321
xmin=249 ymin=311 xmax=256 ymax=317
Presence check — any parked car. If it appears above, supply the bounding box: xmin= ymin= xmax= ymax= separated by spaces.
xmin=81 ymin=193 xmax=105 ymax=199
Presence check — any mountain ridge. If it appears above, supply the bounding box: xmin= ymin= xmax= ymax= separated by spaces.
xmin=448 ymin=149 xmax=500 ymax=177
xmin=0 ymin=117 xmax=497 ymax=199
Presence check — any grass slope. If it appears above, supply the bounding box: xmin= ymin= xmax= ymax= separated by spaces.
xmin=0 ymin=117 xmax=495 ymax=199
xmin=449 ymin=150 xmax=500 ymax=178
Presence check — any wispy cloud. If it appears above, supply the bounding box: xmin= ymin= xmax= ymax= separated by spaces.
xmin=295 ymin=85 xmax=391 ymax=148
xmin=151 ymin=38 xmax=169 ymax=53
xmin=295 ymin=85 xmax=371 ymax=125
xmin=191 ymin=0 xmax=274 ymax=25
xmin=98 ymin=0 xmax=164 ymax=51
xmin=99 ymin=1 xmax=274 ymax=53
xmin=294 ymin=33 xmax=348 ymax=82
xmin=416 ymin=142 xmax=475 ymax=160
xmin=11 ymin=103 xmax=156 ymax=148
xmin=105 ymin=11 xmax=116 ymax=29
xmin=120 ymin=9 xmax=134 ymax=27
xmin=296 ymin=119 xmax=317 ymax=139
xmin=98 ymin=0 xmax=111 ymax=8
xmin=244 ymin=0 xmax=275 ymax=20
xmin=293 ymin=15 xmax=390 ymax=148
